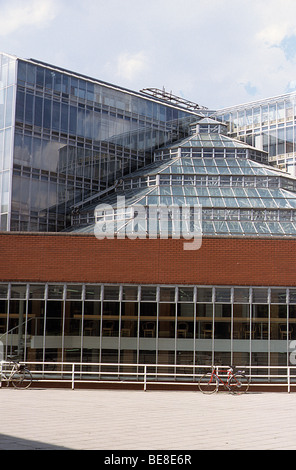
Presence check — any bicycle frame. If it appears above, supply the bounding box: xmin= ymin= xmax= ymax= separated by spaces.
xmin=1 ymin=360 xmax=33 ymax=389
xmin=210 ymin=367 xmax=234 ymax=388
xmin=198 ymin=365 xmax=249 ymax=394
xmin=0 ymin=361 xmax=19 ymax=383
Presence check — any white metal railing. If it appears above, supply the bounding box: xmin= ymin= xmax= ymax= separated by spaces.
xmin=2 ymin=362 xmax=296 ymax=392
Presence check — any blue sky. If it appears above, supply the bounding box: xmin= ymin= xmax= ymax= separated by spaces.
xmin=1 ymin=0 xmax=296 ymax=109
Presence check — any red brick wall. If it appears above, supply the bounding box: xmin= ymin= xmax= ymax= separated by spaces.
xmin=0 ymin=232 xmax=295 ymax=286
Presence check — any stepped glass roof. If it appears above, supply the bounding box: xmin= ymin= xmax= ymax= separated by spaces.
xmin=72 ymin=118 xmax=296 ymax=238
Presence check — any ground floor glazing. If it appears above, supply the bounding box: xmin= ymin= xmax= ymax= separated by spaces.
xmin=0 ymin=283 xmax=295 ymax=371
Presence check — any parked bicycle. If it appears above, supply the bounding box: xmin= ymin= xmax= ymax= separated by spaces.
xmin=198 ymin=366 xmax=250 ymax=394
xmin=0 ymin=360 xmax=32 ymax=389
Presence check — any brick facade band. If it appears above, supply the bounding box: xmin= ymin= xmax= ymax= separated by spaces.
xmin=1 ymin=232 xmax=295 ymax=286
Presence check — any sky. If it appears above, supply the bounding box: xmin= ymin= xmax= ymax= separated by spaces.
xmin=1 ymin=0 xmax=296 ymax=109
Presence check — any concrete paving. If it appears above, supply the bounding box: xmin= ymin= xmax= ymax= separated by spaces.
xmin=1 ymin=387 xmax=296 ymax=450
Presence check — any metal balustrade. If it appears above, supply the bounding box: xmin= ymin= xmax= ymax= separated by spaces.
xmin=2 ymin=362 xmax=296 ymax=392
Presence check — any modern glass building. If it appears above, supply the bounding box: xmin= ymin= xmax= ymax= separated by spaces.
xmin=2 ymin=52 xmax=296 ymax=376
xmin=3 ymin=50 xmax=296 ymax=234
xmin=1 ymin=117 xmax=296 ymax=370
xmin=216 ymin=92 xmax=296 ymax=176
xmin=72 ymin=118 xmax=296 ymax=238
xmin=0 ymin=52 xmax=202 ymax=233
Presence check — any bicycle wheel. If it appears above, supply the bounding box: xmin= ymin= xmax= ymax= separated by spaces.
xmin=12 ymin=369 xmax=32 ymax=389
xmin=228 ymin=373 xmax=249 ymax=394
xmin=198 ymin=373 xmax=219 ymax=394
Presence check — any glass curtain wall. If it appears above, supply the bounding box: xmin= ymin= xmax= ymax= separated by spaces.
xmin=0 ymin=53 xmax=17 ymax=231
xmin=216 ymin=94 xmax=296 ymax=176
xmin=0 ymin=283 xmax=295 ymax=373
xmin=10 ymin=58 xmax=197 ymax=232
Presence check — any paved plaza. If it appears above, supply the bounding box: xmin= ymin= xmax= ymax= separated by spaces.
xmin=1 ymin=387 xmax=296 ymax=450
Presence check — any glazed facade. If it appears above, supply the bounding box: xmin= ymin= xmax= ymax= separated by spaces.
xmin=216 ymin=93 xmax=296 ymax=176
xmin=0 ymin=52 xmax=199 ymax=232
xmin=74 ymin=119 xmax=296 ymax=238
xmin=2 ymin=52 xmax=296 ymax=373
xmin=1 ymin=282 xmax=295 ymax=371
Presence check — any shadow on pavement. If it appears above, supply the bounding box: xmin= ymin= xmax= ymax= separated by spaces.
xmin=0 ymin=434 xmax=70 ymax=450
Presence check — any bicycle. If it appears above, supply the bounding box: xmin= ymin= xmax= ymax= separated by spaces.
xmin=0 ymin=360 xmax=33 ymax=389
xmin=198 ymin=366 xmax=250 ymax=394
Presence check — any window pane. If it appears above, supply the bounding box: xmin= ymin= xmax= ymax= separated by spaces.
xmin=102 ymin=302 xmax=120 ymax=316
xmin=141 ymin=286 xmax=157 ymax=301
xmin=233 ymin=288 xmax=249 ymax=303
xmin=215 ymin=288 xmax=231 ymax=303
xmin=196 ymin=288 xmax=212 ymax=302
xmin=10 ymin=284 xmax=27 ymax=299
xmin=48 ymin=284 xmax=64 ymax=299
xmin=83 ymin=319 xmax=100 ymax=336
xmin=122 ymin=286 xmax=138 ymax=301
xmin=158 ymin=320 xmax=175 ymax=338
xmin=178 ymin=287 xmax=194 ymax=302
xmin=233 ymin=304 xmax=250 ymax=339
xmin=64 ymin=301 xmax=82 ymax=336
xmin=46 ymin=300 xmax=63 ymax=335
xmin=140 ymin=302 xmax=157 ymax=317
xmin=253 ymin=288 xmax=268 ymax=303
xmin=270 ymin=289 xmax=287 ymax=303
xmin=177 ymin=303 xmax=194 ymax=318
xmin=159 ymin=303 xmax=176 ymax=317
xmin=29 ymin=284 xmax=45 ymax=299
xmin=252 ymin=304 xmax=268 ymax=319
xmin=104 ymin=286 xmax=120 ymax=300
xmin=196 ymin=303 xmax=213 ymax=317
xmin=159 ymin=287 xmax=175 ymax=302
xmin=140 ymin=320 xmax=156 ymax=338
xmin=196 ymin=321 xmax=213 ymax=339
xmin=85 ymin=285 xmax=101 ymax=300
xmin=121 ymin=302 xmax=138 ymax=317
xmin=252 ymin=305 xmax=268 ymax=339
xmin=84 ymin=301 xmax=101 ymax=316
xmin=0 ymin=284 xmax=8 ymax=299
xmin=214 ymin=320 xmax=231 ymax=339
xmin=66 ymin=285 xmax=82 ymax=300
xmin=289 ymin=289 xmax=296 ymax=304
xmin=0 ymin=300 xmax=8 ymax=334
xmin=121 ymin=320 xmax=137 ymax=337
xmin=28 ymin=300 xmax=45 ymax=335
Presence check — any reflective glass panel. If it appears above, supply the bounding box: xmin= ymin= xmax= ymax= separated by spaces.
xmin=85 ymin=285 xmax=101 ymax=300
xmin=252 ymin=288 xmax=268 ymax=303
xmin=29 ymin=284 xmax=45 ymax=299
xmin=104 ymin=286 xmax=120 ymax=300
xmin=141 ymin=286 xmax=157 ymax=301
xmin=196 ymin=288 xmax=212 ymax=302
xmin=0 ymin=284 xmax=8 ymax=299
xmin=10 ymin=284 xmax=27 ymax=299
xmin=48 ymin=285 xmax=64 ymax=299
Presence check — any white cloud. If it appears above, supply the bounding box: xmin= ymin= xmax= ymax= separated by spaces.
xmin=3 ymin=0 xmax=296 ymax=108
xmin=0 ymin=0 xmax=58 ymax=36
xmin=258 ymin=25 xmax=291 ymax=46
xmin=117 ymin=52 xmax=149 ymax=81
xmin=104 ymin=51 xmax=150 ymax=83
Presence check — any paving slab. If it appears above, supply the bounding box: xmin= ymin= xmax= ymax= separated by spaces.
xmin=1 ymin=388 xmax=296 ymax=450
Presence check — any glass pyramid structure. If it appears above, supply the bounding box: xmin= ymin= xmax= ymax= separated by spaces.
xmin=72 ymin=118 xmax=296 ymax=237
